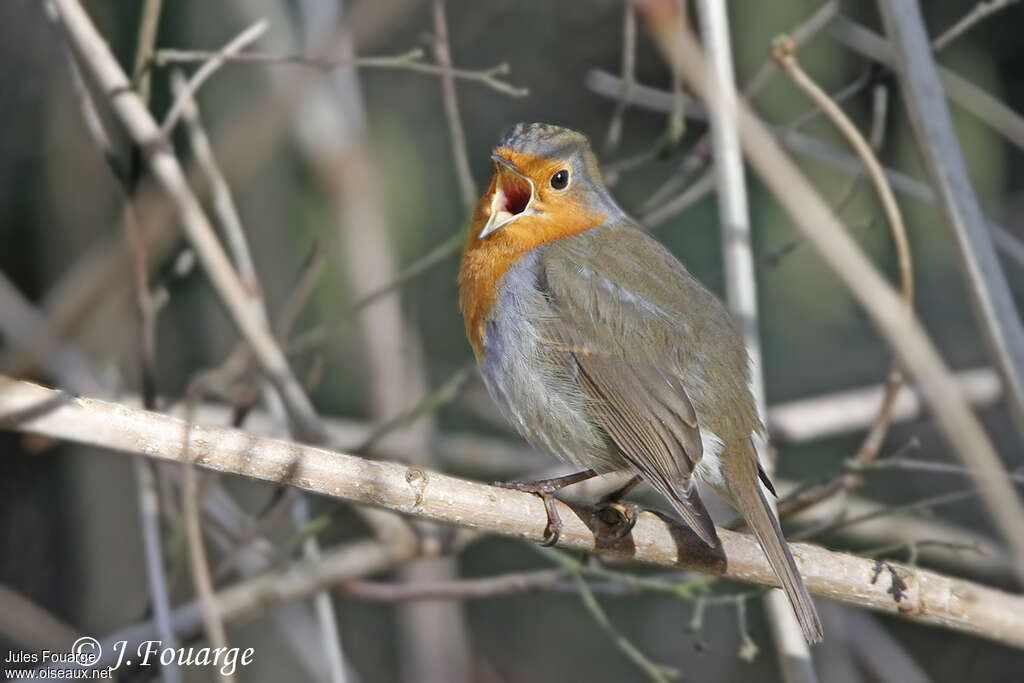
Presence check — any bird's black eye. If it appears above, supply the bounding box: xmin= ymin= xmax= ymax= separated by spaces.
xmin=550 ymin=169 xmax=569 ymax=190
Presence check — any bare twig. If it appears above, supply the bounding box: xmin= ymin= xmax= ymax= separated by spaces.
xmin=604 ymin=0 xmax=637 ymax=152
xmin=152 ymin=47 xmax=528 ymax=97
xmin=828 ymin=16 xmax=1024 ymax=153
xmin=354 ymin=361 xmax=474 ymax=454
xmin=171 ymin=68 xmax=259 ymax=287
xmin=431 ymin=0 xmax=476 ymax=212
xmin=181 ymin=420 xmax=234 ymax=682
xmin=573 ymin=569 xmax=677 ymax=682
xmin=130 ymin=0 xmax=163 ymax=102
xmin=161 ymin=20 xmax=269 ymax=135
xmin=339 ymin=569 xmax=568 ymax=602
xmin=119 ymin=5 xmax=184 ymax=679
xmin=3 ymin=376 xmax=1024 ymax=646
xmin=931 ymin=0 xmax=1019 ymax=51
xmin=638 ymin=0 xmax=1024 ymax=585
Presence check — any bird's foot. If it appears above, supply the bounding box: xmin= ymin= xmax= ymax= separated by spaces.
xmin=493 ymin=479 xmax=566 ymax=546
xmin=592 ymin=501 xmax=639 ymax=539
xmin=590 ymin=475 xmax=641 ymax=539
xmin=493 ymin=469 xmax=597 ymax=547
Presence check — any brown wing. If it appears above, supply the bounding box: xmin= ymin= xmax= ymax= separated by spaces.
xmin=570 ymin=346 xmax=719 ymax=546
xmin=535 ymin=224 xmax=735 ymax=547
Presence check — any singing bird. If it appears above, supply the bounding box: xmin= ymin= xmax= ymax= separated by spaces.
xmin=458 ymin=123 xmax=822 ymax=643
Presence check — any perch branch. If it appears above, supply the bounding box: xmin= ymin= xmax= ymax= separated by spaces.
xmin=1 ymin=376 xmax=1023 ymax=647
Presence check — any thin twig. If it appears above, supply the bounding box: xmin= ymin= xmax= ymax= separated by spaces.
xmin=931 ymin=0 xmax=1019 ymax=51
xmin=123 ymin=5 xmax=181 ymax=680
xmin=604 ymin=0 xmax=637 ymax=152
xmin=354 ymin=361 xmax=474 ymax=453
xmin=161 ymin=19 xmax=269 ymax=135
xmin=431 ymin=0 xmax=476 ymax=212
xmin=828 ymin=16 xmax=1024 ymax=153
xmin=339 ymin=569 xmax=569 ymax=602
xmin=171 ymin=68 xmax=258 ymax=289
xmin=130 ymin=0 xmax=163 ymax=102
xmin=542 ymin=550 xmax=678 ymax=682
xmin=152 ymin=47 xmax=529 ymax=97
xmin=181 ymin=420 xmax=235 ymax=683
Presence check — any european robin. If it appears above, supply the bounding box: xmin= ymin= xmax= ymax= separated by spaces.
xmin=458 ymin=123 xmax=822 ymax=644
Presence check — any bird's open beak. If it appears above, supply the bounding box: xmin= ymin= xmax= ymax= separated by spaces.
xmin=478 ymin=154 xmax=536 ymax=239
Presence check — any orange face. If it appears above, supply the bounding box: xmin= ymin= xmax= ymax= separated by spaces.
xmin=459 ymin=148 xmax=607 ymax=353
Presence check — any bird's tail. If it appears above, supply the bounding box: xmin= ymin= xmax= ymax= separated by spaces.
xmin=726 ymin=449 xmax=824 ymax=644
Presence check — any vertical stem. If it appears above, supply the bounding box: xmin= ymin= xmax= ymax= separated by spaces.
xmin=694 ymin=1 xmax=816 ymax=680
xmin=431 ymin=0 xmax=476 ymax=213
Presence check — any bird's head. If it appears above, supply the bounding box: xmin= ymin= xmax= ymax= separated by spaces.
xmin=470 ymin=123 xmax=615 ymax=249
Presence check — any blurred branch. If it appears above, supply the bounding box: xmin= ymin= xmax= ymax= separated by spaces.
xmin=827 ymin=16 xmax=1024 ymax=153
xmin=130 ymin=0 xmax=163 ymax=101
xmin=124 ymin=5 xmax=182 ymax=670
xmin=171 ymin=69 xmax=257 ymax=290
xmin=637 ymin=0 xmax=1024 ymax=586
xmin=161 ymin=19 xmax=269 ymax=135
xmin=431 ymin=0 xmax=476 ymax=212
xmin=587 ymin=69 xmax=1024 ymax=273
xmin=694 ymin=0 xmax=811 ymax=676
xmin=0 ymin=584 xmax=80 ymax=653
xmin=877 ymin=0 xmax=1024 ymax=444
xmin=604 ymin=0 xmax=637 ymax=152
xmin=338 ymin=568 xmax=568 ymax=601
xmin=152 ymin=47 xmax=528 ymax=97
xmin=182 ymin=422 xmax=235 ymax=683
xmin=50 ymin=0 xmax=325 ymax=442
xmin=44 ymin=534 xmax=420 ymax=676
xmin=3 ymin=376 xmax=1024 ymax=647
xmin=572 ymin=568 xmax=677 ymax=682
xmin=931 ymin=0 xmax=1019 ymax=52
xmin=632 ymin=1 xmax=839 ymax=219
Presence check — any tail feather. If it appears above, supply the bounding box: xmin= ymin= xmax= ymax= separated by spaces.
xmin=729 ymin=460 xmax=824 ymax=644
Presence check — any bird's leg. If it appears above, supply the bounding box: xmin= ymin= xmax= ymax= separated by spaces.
xmin=494 ymin=469 xmax=598 ymax=546
xmin=593 ymin=475 xmax=642 ymax=539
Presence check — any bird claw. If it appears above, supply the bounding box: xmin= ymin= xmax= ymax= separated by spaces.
xmin=494 ymin=479 xmax=565 ymax=546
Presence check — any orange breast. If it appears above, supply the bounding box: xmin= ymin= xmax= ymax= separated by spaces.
xmin=459 ymin=152 xmax=605 ymax=355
